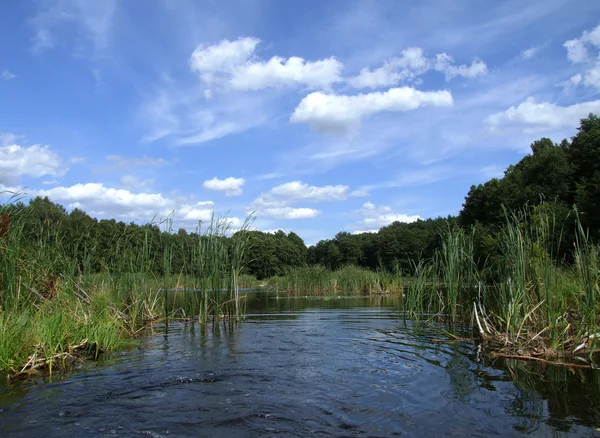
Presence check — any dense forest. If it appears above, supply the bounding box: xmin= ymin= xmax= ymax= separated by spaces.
xmin=1 ymin=114 xmax=599 ymax=281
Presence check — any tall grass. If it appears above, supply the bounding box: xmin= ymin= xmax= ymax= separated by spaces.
xmin=436 ymin=225 xmax=478 ymax=324
xmin=266 ymin=265 xmax=398 ymax=295
xmin=0 ymin=195 xmax=254 ymax=375
xmin=186 ymin=214 xmax=254 ymax=325
xmin=396 ymin=203 xmax=600 ymax=358
xmin=403 ymin=259 xmax=434 ymax=318
xmin=573 ymin=208 xmax=600 ymax=354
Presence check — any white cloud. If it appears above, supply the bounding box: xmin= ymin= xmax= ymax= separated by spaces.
xmin=35 ymin=183 xmax=172 ymax=218
xmin=563 ymin=24 xmax=600 ymax=90
xmin=348 ymin=47 xmax=486 ymax=88
xmin=348 ymin=202 xmax=421 ymax=232
xmin=290 ymin=87 xmax=453 ymax=133
xmin=30 ymin=0 xmax=118 ymax=53
xmin=189 ymin=37 xmax=260 ymax=81
xmin=564 ymin=38 xmax=589 ymax=64
xmin=260 ymin=207 xmax=320 ymax=219
xmin=231 ymin=56 xmax=343 ymax=91
xmin=17 ymin=182 xmax=241 ymax=230
xmin=347 ymin=64 xmax=402 ymax=89
xmin=564 ymin=23 xmax=600 ymax=64
xmin=249 ymin=181 xmax=360 ymax=220
xmin=269 ymin=181 xmax=351 ymax=202
xmin=120 ymin=175 xmax=154 ymax=191
xmin=485 ymin=97 xmax=600 ymax=129
xmin=347 ymin=47 xmax=429 ymax=89
xmin=1 ymin=70 xmax=16 ymax=80
xmin=178 ymin=201 xmax=215 ymax=222
xmin=520 ymin=47 xmax=537 ymax=60
xmin=253 ymin=181 xmax=358 ymax=209
xmin=0 ymin=140 xmax=66 ymax=185
xmin=106 ymin=154 xmax=170 ymax=168
xmin=434 ymin=53 xmax=488 ymax=79
xmin=202 ymin=176 xmax=245 ymax=196
xmin=562 ymin=73 xmax=583 ymax=89
xmin=190 ymin=37 xmax=343 ymax=91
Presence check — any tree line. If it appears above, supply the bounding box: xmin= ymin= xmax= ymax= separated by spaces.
xmin=2 ymin=114 xmax=599 ymax=279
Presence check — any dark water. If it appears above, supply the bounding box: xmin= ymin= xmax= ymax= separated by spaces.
xmin=1 ymin=293 xmax=600 ymax=437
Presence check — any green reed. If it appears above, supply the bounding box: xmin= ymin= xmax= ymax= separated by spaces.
xmin=402 ymin=259 xmax=434 ymax=318
xmin=573 ymin=208 xmax=600 ymax=354
xmin=436 ymin=225 xmax=478 ymax=324
xmin=0 ymin=193 xmax=255 ymax=375
xmin=268 ymin=265 xmax=395 ymax=296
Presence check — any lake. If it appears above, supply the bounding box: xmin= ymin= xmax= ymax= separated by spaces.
xmin=1 ymin=292 xmax=599 ymax=437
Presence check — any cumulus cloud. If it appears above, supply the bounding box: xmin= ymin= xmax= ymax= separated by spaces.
xmin=433 ymin=54 xmax=488 ymax=79
xmin=348 ymin=48 xmax=487 ymax=88
xmin=178 ymin=201 xmax=215 ymax=222
xmin=349 ymin=202 xmax=421 ymax=233
xmin=259 ymin=207 xmax=320 ymax=219
xmin=485 ymin=97 xmax=600 ymax=129
xmin=202 ymin=176 xmax=245 ymax=196
xmin=35 ymin=183 xmax=172 ymax=218
xmin=249 ymin=181 xmax=361 ymax=220
xmin=0 ymin=138 xmax=66 ymax=185
xmin=1 ymin=70 xmax=16 ymax=80
xmin=290 ymin=87 xmax=453 ymax=133
xmin=14 ymin=182 xmax=241 ymax=230
xmin=189 ymin=37 xmax=260 ymax=80
xmin=146 ymin=38 xmax=486 ymax=145
xmin=253 ymin=181 xmax=358 ymax=208
xmin=189 ymin=37 xmax=343 ymax=92
xmin=563 ymin=23 xmax=600 ymax=90
xmin=347 ymin=47 xmax=429 ymax=89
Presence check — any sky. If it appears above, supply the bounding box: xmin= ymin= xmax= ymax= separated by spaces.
xmin=1 ymin=0 xmax=600 ymax=245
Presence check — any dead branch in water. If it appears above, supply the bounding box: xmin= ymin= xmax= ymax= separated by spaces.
xmin=490 ymin=352 xmax=595 ymax=369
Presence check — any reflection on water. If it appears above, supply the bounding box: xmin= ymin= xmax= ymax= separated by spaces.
xmin=1 ymin=292 xmax=599 ymax=437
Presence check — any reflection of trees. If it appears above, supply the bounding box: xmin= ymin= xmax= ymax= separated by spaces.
xmin=502 ymin=363 xmax=545 ymax=434
xmin=441 ymin=348 xmax=600 ymax=434
xmin=491 ymin=358 xmax=600 ymax=433
xmin=245 ymin=293 xmax=400 ymax=314
xmin=445 ymin=349 xmax=477 ymax=403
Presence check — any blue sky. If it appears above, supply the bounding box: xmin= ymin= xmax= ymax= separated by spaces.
xmin=1 ymin=0 xmax=600 ymax=245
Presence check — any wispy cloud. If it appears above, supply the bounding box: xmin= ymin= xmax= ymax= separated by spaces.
xmin=1 ymin=70 xmax=16 ymax=80
xmin=94 ymin=154 xmax=174 ymax=174
xmin=29 ymin=0 xmax=118 ymax=54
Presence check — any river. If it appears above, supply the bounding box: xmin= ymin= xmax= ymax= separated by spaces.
xmin=1 ymin=292 xmax=599 ymax=437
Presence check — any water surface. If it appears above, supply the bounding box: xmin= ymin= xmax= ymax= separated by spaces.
xmin=1 ymin=293 xmax=599 ymax=437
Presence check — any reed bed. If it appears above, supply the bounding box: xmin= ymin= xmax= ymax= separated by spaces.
xmin=0 ymin=196 xmax=253 ymax=377
xmin=400 ymin=205 xmax=600 ymax=363
xmin=265 ymin=265 xmax=402 ymax=295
